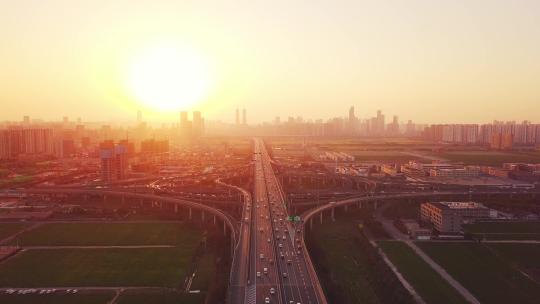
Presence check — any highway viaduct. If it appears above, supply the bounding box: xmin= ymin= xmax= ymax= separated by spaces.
xmin=4 ymin=188 xmax=240 ymax=254
xmin=300 ymin=190 xmax=540 ymax=229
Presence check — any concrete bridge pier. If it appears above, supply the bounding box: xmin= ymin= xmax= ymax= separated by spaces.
xmin=319 ymin=211 xmax=323 ymax=224
xmin=310 ymin=217 xmax=313 ymax=230
xmin=373 ymin=201 xmax=378 ymax=210
xmin=213 ymin=215 xmax=216 ymax=225
xmin=223 ymin=221 xmax=227 ymax=235
xmin=189 ymin=208 xmax=193 ymax=220
xmin=201 ymin=211 xmax=205 ymax=222
xmin=344 ymin=205 xmax=348 ymax=212
xmin=174 ymin=204 xmax=178 ymax=214
xmin=331 ymin=208 xmax=335 ymax=221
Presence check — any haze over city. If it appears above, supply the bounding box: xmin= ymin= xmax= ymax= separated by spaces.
xmin=2 ymin=2 xmax=540 ymax=304
xmin=2 ymin=0 xmax=540 ymax=123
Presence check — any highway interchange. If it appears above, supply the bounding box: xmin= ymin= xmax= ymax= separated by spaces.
xmin=4 ymin=138 xmax=540 ymax=304
xmin=249 ymin=138 xmax=325 ymax=304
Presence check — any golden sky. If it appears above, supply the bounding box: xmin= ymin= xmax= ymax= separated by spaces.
xmin=1 ymin=0 xmax=539 ymax=124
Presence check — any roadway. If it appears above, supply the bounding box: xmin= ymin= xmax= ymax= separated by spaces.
xmin=251 ymin=138 xmax=326 ymax=304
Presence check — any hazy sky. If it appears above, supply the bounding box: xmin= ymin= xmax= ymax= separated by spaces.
xmin=1 ymin=0 xmax=540 ymax=124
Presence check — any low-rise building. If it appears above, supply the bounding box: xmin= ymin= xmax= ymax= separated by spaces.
xmin=420 ymin=201 xmax=490 ymax=233
xmin=429 ymin=166 xmax=480 ymax=178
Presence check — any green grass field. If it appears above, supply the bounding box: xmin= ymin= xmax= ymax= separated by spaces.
xmin=463 ymin=221 xmax=540 ymax=240
xmin=416 ymin=242 xmax=540 ymax=304
xmin=486 ymin=243 xmax=540 ymax=282
xmin=190 ymin=250 xmax=215 ymax=292
xmin=10 ymin=222 xmax=202 ymax=246
xmin=0 ymin=292 xmax=115 ymax=304
xmin=0 ymin=247 xmax=197 ymax=287
xmin=377 ymin=241 xmax=467 ymax=304
xmin=0 ymin=223 xmax=28 ymax=240
xmin=434 ymin=151 xmax=540 ymax=166
xmin=306 ymin=214 xmax=414 ymax=304
xmin=307 ymin=221 xmax=383 ymax=303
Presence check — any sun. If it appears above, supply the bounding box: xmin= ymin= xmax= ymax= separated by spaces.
xmin=126 ymin=44 xmax=212 ymax=111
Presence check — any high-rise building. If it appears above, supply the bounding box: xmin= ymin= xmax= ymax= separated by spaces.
xmin=23 ymin=116 xmax=30 ymax=125
xmin=235 ymin=108 xmax=240 ymax=125
xmin=348 ymin=106 xmax=357 ymax=134
xmin=0 ymin=128 xmax=54 ymax=159
xmin=179 ymin=111 xmax=192 ymax=139
xmin=193 ymin=111 xmax=204 ymax=137
xmin=100 ymin=140 xmax=129 ymax=182
xmin=242 ymin=108 xmax=247 ymax=125
xmin=490 ymin=132 xmax=513 ymax=150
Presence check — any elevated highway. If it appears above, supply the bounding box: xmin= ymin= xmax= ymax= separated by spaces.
xmin=5 ymin=187 xmax=239 ymax=247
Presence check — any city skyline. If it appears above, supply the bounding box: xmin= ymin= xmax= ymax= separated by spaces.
xmin=1 ymin=1 xmax=540 ymax=123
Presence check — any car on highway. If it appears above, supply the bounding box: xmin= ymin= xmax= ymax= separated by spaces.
xmin=257 ymin=271 xmax=261 ymax=278
xmin=260 ymin=253 xmax=265 ymax=259
xmin=287 ymin=259 xmax=292 ymax=265
xmin=265 ymin=297 xmax=271 ymax=303
xmin=278 ymin=243 xmax=282 ymax=248
xmin=263 ymin=267 xmax=268 ymax=274
xmin=270 ymin=287 xmax=275 ymax=295
xmin=282 ymin=272 xmax=288 ymax=278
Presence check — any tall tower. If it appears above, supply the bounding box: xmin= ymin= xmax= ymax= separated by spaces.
xmin=235 ymin=108 xmax=240 ymax=125
xmin=193 ymin=111 xmax=204 ymax=137
xmin=242 ymin=108 xmax=247 ymax=125
xmin=179 ymin=111 xmax=192 ymax=139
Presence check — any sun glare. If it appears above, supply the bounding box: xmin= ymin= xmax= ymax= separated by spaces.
xmin=126 ymin=44 xmax=212 ymax=111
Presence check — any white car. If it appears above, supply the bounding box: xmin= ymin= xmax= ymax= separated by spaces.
xmin=257 ymin=272 xmax=261 ymax=277
xmin=263 ymin=267 xmax=268 ymax=274
xmin=265 ymin=297 xmax=271 ymax=303
xmin=270 ymin=287 xmax=275 ymax=294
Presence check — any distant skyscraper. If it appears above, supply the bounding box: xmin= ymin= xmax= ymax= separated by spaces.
xmin=376 ymin=110 xmax=385 ymax=134
xmin=348 ymin=106 xmax=357 ymax=134
xmin=193 ymin=111 xmax=204 ymax=137
xmin=180 ymin=111 xmax=188 ymax=125
xmin=137 ymin=110 xmax=142 ymax=123
xmin=236 ymin=108 xmax=240 ymax=125
xmin=23 ymin=116 xmax=30 ymax=125
xmin=179 ymin=111 xmax=192 ymax=139
xmin=242 ymin=108 xmax=247 ymax=125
